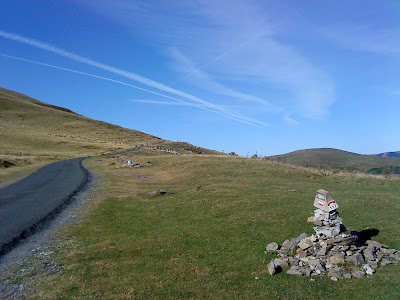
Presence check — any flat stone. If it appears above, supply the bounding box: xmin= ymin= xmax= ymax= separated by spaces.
xmin=291 ymin=257 xmax=300 ymax=266
xmin=366 ymin=240 xmax=382 ymax=249
xmin=298 ymin=238 xmax=313 ymax=250
xmin=287 ymin=266 xmax=304 ymax=276
xmin=273 ymin=259 xmax=289 ymax=268
xmin=307 ymin=216 xmax=314 ymax=223
xmin=381 ymin=257 xmax=392 ymax=266
xmin=328 ymin=255 xmax=345 ymax=265
xmin=346 ymin=253 xmax=365 ymax=266
xmin=266 ymin=242 xmax=279 ymax=251
xmin=352 ymin=270 xmax=365 ymax=278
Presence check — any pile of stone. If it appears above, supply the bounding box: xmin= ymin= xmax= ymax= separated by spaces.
xmin=265 ymin=189 xmax=400 ymax=280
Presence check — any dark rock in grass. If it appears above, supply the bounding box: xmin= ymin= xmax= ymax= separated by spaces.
xmin=148 ymin=189 xmax=169 ymax=196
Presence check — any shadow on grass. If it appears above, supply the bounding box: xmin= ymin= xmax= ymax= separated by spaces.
xmin=351 ymin=228 xmax=380 ymax=245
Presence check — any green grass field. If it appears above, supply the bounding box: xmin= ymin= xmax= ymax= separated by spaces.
xmin=31 ymin=150 xmax=400 ymax=299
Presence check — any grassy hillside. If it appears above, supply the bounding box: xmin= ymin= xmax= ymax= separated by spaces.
xmin=0 ymin=87 xmax=167 ymax=185
xmin=18 ymin=150 xmax=399 ymax=299
xmin=268 ymin=148 xmax=400 ymax=174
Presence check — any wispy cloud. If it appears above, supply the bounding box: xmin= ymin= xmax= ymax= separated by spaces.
xmin=129 ymin=99 xmax=190 ymax=105
xmin=317 ymin=25 xmax=400 ymax=57
xmin=85 ymin=1 xmax=336 ymax=123
xmin=0 ymin=30 xmax=266 ymax=127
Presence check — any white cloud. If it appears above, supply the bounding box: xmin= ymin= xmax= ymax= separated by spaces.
xmin=0 ymin=30 xmax=266 ymax=127
xmin=84 ymin=0 xmax=336 ymax=123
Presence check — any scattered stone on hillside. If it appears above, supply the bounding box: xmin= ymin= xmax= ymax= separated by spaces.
xmin=148 ymin=189 xmax=169 ymax=196
xmin=108 ymin=162 xmax=116 ymax=166
xmin=265 ymin=189 xmax=400 ymax=280
xmin=0 ymin=159 xmax=16 ymax=168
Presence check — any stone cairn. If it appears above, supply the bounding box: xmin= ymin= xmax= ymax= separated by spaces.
xmin=265 ymin=189 xmax=400 ymax=280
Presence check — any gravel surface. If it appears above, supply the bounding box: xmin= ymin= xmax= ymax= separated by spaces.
xmin=0 ymin=171 xmax=97 ymax=299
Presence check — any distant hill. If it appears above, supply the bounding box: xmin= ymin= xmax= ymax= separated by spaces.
xmin=268 ymin=148 xmax=400 ymax=174
xmin=371 ymin=151 xmax=400 ymax=158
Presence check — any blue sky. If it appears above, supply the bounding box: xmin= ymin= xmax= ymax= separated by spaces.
xmin=1 ymin=0 xmax=399 ymax=156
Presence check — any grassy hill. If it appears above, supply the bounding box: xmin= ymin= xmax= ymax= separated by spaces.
xmin=268 ymin=148 xmax=400 ymax=174
xmin=0 ymin=88 xmax=221 ymax=186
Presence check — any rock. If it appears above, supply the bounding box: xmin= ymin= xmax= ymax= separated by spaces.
xmin=268 ymin=261 xmax=277 ymax=275
xmin=330 ymin=276 xmax=339 ymax=281
xmin=266 ymin=242 xmax=279 ymax=251
xmin=328 ymin=255 xmax=345 ymax=265
xmin=298 ymin=238 xmax=313 ymax=250
xmin=287 ymin=266 xmax=304 ymax=276
xmin=296 ymin=233 xmax=309 ymax=242
xmin=363 ymin=264 xmax=375 ymax=275
xmin=328 ymin=269 xmax=342 ymax=279
xmin=366 ymin=240 xmax=382 ymax=249
xmin=291 ymin=257 xmax=300 ymax=266
xmin=342 ymin=272 xmax=352 ymax=279
xmin=352 ymin=270 xmax=365 ymax=278
xmin=363 ymin=248 xmax=376 ymax=262
xmin=273 ymin=259 xmax=289 ymax=268
xmin=346 ymin=253 xmax=365 ymax=266
xmin=282 ymin=239 xmax=297 ymax=251
xmin=148 ymin=189 xmax=169 ymax=196
xmin=369 ymin=261 xmax=378 ymax=269
xmin=381 ymin=258 xmax=392 ymax=266
xmin=307 ymin=216 xmax=314 ymax=223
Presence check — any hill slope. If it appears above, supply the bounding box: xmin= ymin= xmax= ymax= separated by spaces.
xmin=372 ymin=151 xmax=400 ymax=158
xmin=268 ymin=148 xmax=400 ymax=174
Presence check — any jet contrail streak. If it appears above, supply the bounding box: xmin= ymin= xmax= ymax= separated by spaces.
xmin=0 ymin=53 xmax=263 ymax=127
xmin=0 ymin=30 xmax=216 ymax=108
xmin=0 ymin=30 xmax=267 ymax=127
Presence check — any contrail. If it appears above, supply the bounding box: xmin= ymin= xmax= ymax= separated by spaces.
xmin=0 ymin=30 xmax=216 ymax=108
xmin=0 ymin=52 xmax=265 ymax=127
xmin=0 ymin=30 xmax=268 ymax=127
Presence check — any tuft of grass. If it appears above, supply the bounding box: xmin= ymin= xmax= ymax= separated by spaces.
xmin=31 ymin=150 xmax=400 ymax=299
